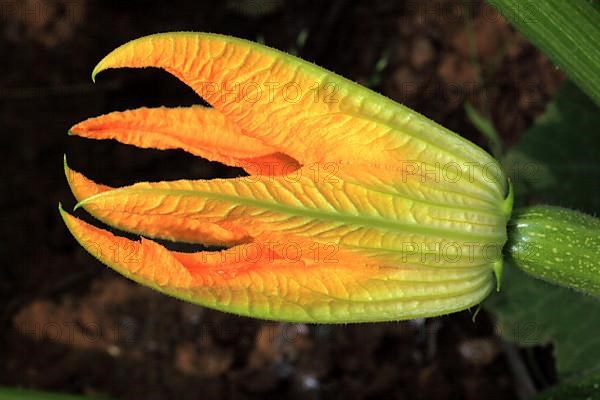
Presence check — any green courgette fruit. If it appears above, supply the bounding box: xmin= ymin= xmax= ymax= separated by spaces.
xmin=507 ymin=205 xmax=600 ymax=296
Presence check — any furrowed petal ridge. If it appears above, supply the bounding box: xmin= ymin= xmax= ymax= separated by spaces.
xmin=62 ymin=32 xmax=513 ymax=323
xmin=91 ymin=32 xmax=507 ymax=198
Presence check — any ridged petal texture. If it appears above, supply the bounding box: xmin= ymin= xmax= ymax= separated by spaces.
xmin=62 ymin=32 xmax=513 ymax=323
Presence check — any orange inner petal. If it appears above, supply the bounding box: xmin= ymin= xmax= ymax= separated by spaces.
xmin=70 ymin=106 xmax=301 ymax=176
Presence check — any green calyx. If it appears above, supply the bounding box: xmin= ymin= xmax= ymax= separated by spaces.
xmin=506 ymin=205 xmax=600 ymax=297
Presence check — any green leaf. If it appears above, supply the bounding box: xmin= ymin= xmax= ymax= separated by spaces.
xmin=533 ymin=370 xmax=600 ymax=400
xmin=486 ymin=0 xmax=600 ymax=106
xmin=486 ymin=264 xmax=600 ymax=378
xmin=486 ymin=81 xmax=600 ymax=380
xmin=505 ymin=81 xmax=600 ymax=212
xmin=0 ymin=388 xmax=113 ymax=400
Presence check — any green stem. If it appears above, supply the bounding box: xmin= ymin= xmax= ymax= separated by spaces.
xmin=507 ymin=205 xmax=600 ymax=297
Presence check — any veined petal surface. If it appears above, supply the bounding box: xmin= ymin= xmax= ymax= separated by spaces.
xmin=63 ymin=32 xmax=513 ymax=323
xmin=61 ymin=206 xmax=495 ymax=323
xmin=70 ymin=106 xmax=299 ymax=175
xmin=91 ymin=32 xmax=507 ymax=200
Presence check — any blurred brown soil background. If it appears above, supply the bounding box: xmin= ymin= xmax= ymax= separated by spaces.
xmin=0 ymin=1 xmax=563 ymax=399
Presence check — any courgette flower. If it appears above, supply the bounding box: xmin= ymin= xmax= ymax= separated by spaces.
xmin=61 ymin=32 xmax=512 ymax=323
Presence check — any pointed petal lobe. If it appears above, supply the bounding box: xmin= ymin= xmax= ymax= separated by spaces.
xmin=65 ymin=160 xmax=250 ymax=246
xmin=75 ymin=170 xmax=508 ymax=266
xmin=91 ymin=32 xmax=506 ymax=199
xmin=60 ymin=206 xmax=494 ymax=322
xmin=69 ymin=106 xmax=299 ymax=175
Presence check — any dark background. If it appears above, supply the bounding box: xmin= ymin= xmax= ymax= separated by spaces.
xmin=1 ymin=1 xmax=563 ymax=399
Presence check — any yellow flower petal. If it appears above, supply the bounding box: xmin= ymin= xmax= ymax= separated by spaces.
xmin=92 ymin=32 xmax=506 ymax=199
xmin=60 ymin=205 xmax=494 ymax=322
xmin=75 ymin=166 xmax=507 ymax=266
xmin=65 ymin=158 xmax=249 ymax=246
xmin=69 ymin=106 xmax=299 ymax=175
xmin=61 ymin=32 xmax=513 ymax=322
